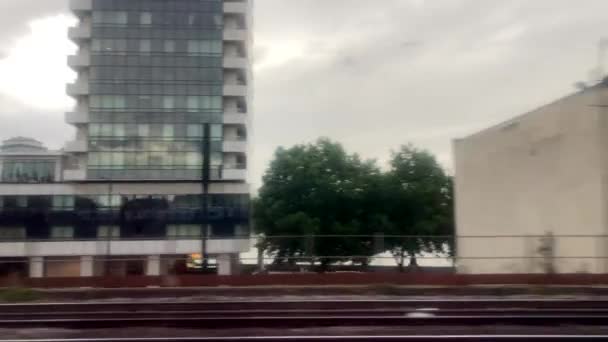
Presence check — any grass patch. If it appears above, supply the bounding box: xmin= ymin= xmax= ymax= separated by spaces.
xmin=0 ymin=288 xmax=43 ymax=302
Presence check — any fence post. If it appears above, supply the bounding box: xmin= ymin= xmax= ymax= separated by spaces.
xmin=306 ymin=234 xmax=315 ymax=270
xmin=451 ymin=235 xmax=457 ymax=270
xmin=256 ymin=236 xmax=265 ymax=274
xmin=373 ymin=232 xmax=385 ymax=255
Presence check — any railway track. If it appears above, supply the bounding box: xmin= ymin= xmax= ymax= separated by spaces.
xmin=3 ymin=298 xmax=608 ymax=312
xmin=1 ymin=299 xmax=608 ymax=340
xmin=2 ymin=336 xmax=608 ymax=341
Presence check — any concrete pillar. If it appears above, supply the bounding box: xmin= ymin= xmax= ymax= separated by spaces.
xmin=146 ymin=255 xmax=161 ymax=276
xmin=80 ymin=256 xmax=94 ymax=277
xmin=29 ymin=257 xmax=44 ymax=278
xmin=217 ymin=253 xmax=232 ymax=276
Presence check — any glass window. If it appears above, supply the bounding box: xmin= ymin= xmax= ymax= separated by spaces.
xmin=211 ymin=152 xmax=223 ymax=166
xmin=212 ymin=96 xmax=222 ymax=109
xmin=113 ymin=153 xmax=124 ymax=167
xmin=115 ymin=39 xmax=127 ymax=51
xmin=90 ymin=96 xmax=101 ymax=108
xmin=115 ymin=124 xmax=126 ymax=137
xmin=167 ymin=225 xmax=201 ymax=238
xmin=116 ymin=12 xmax=128 ymax=25
xmin=93 ymin=12 xmax=103 ymax=24
xmin=100 ymin=153 xmax=112 ymax=166
xmin=174 ymin=152 xmax=185 ymax=166
xmin=136 ymin=152 xmax=148 ymax=166
xmin=16 ymin=196 xmax=27 ymax=208
xmin=110 ymin=195 xmax=121 ymax=207
xmin=149 ymin=152 xmax=164 ymax=166
xmin=138 ymin=124 xmax=150 ymax=137
xmin=92 ymin=39 xmax=101 ymax=51
xmin=187 ymin=40 xmax=199 ymax=55
xmin=200 ymin=41 xmax=211 ymax=54
xmin=140 ymin=12 xmax=152 ymax=25
xmin=90 ymin=124 xmax=101 ymax=136
xmin=98 ymin=225 xmax=120 ymax=238
xmin=0 ymin=227 xmax=26 ymax=241
xmin=162 ymin=96 xmax=174 ymax=109
xmin=89 ymin=153 xmax=100 ymax=166
xmin=101 ymin=123 xmax=112 ymax=137
xmin=162 ymin=124 xmax=174 ymax=138
xmin=187 ymin=124 xmax=202 ymax=137
xmin=212 ymin=41 xmax=223 ymax=54
xmin=210 ymin=124 xmax=223 ymax=138
xmin=164 ymin=40 xmax=175 ymax=53
xmin=186 ymin=152 xmax=202 ymax=167
xmin=187 ymin=96 xmax=199 ymax=111
xmin=64 ymin=196 xmax=75 ymax=209
xmin=51 ymin=226 xmax=74 ymax=240
xmin=200 ymin=96 xmax=210 ymax=109
xmin=140 ymin=40 xmax=151 ymax=54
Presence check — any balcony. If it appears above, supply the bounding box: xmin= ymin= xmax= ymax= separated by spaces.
xmin=64 ymin=140 xmax=88 ymax=153
xmin=65 ymin=111 xmax=89 ymax=125
xmin=222 ymin=168 xmax=247 ymax=181
xmin=223 ymin=29 xmax=248 ymax=42
xmin=223 ymin=140 xmax=247 ymax=153
xmin=223 ymin=84 xmax=247 ymax=97
xmin=68 ymin=24 xmax=91 ymax=41
xmin=224 ymin=2 xmax=248 ymax=14
xmin=223 ymin=56 xmax=249 ymax=70
xmin=63 ymin=169 xmax=86 ymax=181
xmin=67 ymin=52 xmax=90 ymax=69
xmin=223 ymin=113 xmax=247 ymax=125
xmin=69 ymin=0 xmax=92 ymax=12
xmin=66 ymin=82 xmax=89 ymax=96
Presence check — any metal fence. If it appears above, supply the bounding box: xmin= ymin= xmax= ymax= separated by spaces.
xmin=0 ymin=233 xmax=606 ymax=275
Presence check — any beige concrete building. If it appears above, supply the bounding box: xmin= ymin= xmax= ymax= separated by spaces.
xmin=454 ymin=80 xmax=608 ymax=274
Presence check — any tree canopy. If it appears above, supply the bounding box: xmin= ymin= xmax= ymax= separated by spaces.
xmin=253 ymin=138 xmax=453 ymax=270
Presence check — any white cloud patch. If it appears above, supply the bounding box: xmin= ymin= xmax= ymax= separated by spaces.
xmin=0 ymin=14 xmax=76 ymax=112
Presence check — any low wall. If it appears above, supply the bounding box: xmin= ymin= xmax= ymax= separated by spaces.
xmin=7 ymin=272 xmax=608 ymax=288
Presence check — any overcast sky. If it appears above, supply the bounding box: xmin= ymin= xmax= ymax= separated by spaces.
xmin=0 ymin=0 xmax=606 ymax=188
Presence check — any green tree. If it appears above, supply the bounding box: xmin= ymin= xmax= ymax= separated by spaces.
xmin=253 ymin=138 xmax=385 ymax=270
xmin=383 ymin=144 xmax=454 ymax=271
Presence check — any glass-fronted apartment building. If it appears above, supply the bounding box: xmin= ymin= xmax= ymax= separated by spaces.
xmin=0 ymin=0 xmax=252 ymax=278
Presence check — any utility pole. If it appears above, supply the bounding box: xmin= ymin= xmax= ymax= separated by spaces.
xmin=598 ymin=38 xmax=608 ymax=80
xmin=104 ymin=178 xmax=113 ymax=276
xmin=201 ymin=124 xmax=211 ymax=271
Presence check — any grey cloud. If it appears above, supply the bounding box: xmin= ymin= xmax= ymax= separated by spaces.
xmin=251 ymin=0 xmax=608 ymax=188
xmin=0 ymin=94 xmax=70 ymax=150
xmin=0 ymin=0 xmax=68 ymax=54
xmin=0 ymin=0 xmax=606 ymax=191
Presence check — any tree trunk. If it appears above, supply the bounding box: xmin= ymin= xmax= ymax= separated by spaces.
xmin=408 ymin=255 xmax=419 ymax=272
xmin=397 ymin=251 xmax=405 ymax=272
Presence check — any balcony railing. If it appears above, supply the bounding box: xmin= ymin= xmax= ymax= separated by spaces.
xmin=64 ymin=140 xmax=88 ymax=153
xmin=69 ymin=0 xmax=92 ymax=12
xmin=65 ymin=111 xmax=89 ymax=125
xmin=68 ymin=24 xmax=91 ymax=41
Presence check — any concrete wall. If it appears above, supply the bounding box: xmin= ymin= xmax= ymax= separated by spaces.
xmin=0 ymin=239 xmax=251 ymax=257
xmin=454 ymin=86 xmax=608 ymax=274
xmin=0 ymin=182 xmax=249 ymax=196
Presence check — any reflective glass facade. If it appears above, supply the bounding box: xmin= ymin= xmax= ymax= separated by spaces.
xmin=0 ymin=194 xmax=249 ymax=240
xmin=1 ymin=160 xmax=55 ymax=183
xmin=87 ymin=0 xmax=224 ymax=180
